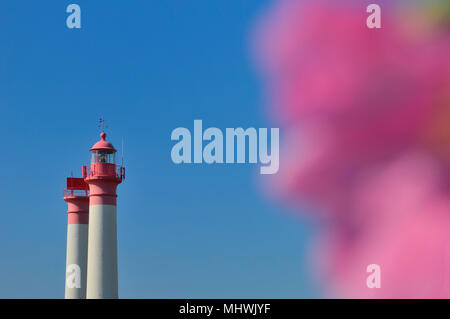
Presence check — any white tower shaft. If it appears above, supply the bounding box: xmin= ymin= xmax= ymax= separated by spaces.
xmin=86 ymin=204 xmax=118 ymax=298
xmin=63 ymin=192 xmax=89 ymax=299
xmin=65 ymin=223 xmax=88 ymax=298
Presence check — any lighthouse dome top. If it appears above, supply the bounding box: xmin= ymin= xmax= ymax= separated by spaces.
xmin=90 ymin=132 xmax=117 ymax=152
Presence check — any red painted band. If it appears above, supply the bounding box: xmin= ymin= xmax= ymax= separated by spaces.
xmin=89 ymin=195 xmax=117 ymax=206
xmin=64 ymin=196 xmax=89 ymax=225
xmin=68 ymin=212 xmax=89 ymax=224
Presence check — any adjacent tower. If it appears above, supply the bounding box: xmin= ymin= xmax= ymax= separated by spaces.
xmin=84 ymin=132 xmax=125 ymax=299
xmin=63 ymin=176 xmax=89 ymax=299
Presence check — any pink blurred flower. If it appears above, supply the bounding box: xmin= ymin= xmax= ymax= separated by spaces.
xmin=254 ymin=0 xmax=450 ymax=297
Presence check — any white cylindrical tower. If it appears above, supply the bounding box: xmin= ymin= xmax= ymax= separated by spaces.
xmin=84 ymin=132 xmax=125 ymax=299
xmin=63 ymin=177 xmax=89 ymax=299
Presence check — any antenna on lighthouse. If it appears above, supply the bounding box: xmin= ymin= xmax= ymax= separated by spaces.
xmin=121 ymin=137 xmax=124 ymax=166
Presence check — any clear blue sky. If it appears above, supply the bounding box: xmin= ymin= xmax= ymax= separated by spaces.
xmin=0 ymin=1 xmax=319 ymax=298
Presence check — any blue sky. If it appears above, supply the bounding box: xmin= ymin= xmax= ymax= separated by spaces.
xmin=0 ymin=1 xmax=319 ymax=298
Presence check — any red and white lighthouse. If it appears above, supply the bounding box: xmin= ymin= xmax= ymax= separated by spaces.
xmin=84 ymin=132 xmax=125 ymax=299
xmin=63 ymin=176 xmax=89 ymax=299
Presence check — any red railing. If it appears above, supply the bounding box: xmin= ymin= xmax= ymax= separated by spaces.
xmin=63 ymin=189 xmax=89 ymax=197
xmin=83 ymin=164 xmax=125 ymax=181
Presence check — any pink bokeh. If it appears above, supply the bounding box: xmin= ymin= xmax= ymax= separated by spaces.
xmin=253 ymin=0 xmax=450 ymax=297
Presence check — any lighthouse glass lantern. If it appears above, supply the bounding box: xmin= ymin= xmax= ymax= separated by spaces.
xmin=91 ymin=150 xmax=115 ymax=164
xmin=87 ymin=132 xmax=120 ymax=178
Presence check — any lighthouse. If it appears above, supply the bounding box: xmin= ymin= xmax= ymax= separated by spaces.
xmin=63 ymin=176 xmax=89 ymax=299
xmin=84 ymin=131 xmax=125 ymax=299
